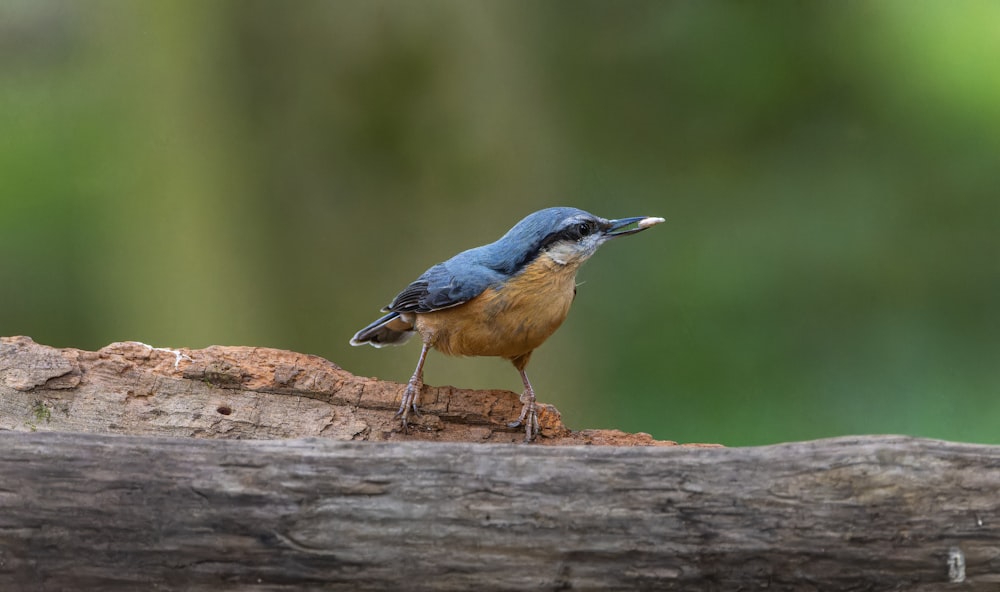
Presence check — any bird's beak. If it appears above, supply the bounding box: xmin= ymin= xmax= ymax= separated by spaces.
xmin=605 ymin=216 xmax=666 ymax=238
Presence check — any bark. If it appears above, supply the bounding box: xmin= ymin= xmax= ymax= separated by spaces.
xmin=0 ymin=335 xmax=685 ymax=446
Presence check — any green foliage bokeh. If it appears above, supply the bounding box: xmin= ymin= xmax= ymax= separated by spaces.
xmin=2 ymin=1 xmax=998 ymax=445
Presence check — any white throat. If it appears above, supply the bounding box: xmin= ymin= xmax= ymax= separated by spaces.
xmin=544 ymin=241 xmax=595 ymax=267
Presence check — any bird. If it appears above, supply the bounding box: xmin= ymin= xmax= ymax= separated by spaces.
xmin=350 ymin=206 xmax=664 ymax=441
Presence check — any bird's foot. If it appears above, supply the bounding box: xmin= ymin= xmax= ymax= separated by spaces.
xmin=508 ymin=390 xmax=539 ymax=442
xmin=394 ymin=379 xmax=423 ymax=432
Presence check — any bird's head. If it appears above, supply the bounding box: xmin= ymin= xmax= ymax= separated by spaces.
xmin=500 ymin=207 xmax=665 ymax=269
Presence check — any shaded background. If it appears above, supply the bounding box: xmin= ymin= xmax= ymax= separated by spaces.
xmin=2 ymin=0 xmax=998 ymax=446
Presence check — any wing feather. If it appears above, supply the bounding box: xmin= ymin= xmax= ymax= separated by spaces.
xmin=384 ymin=257 xmax=503 ymax=313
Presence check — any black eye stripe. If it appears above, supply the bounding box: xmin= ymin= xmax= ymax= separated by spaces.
xmin=543 ymin=220 xmax=595 ymax=246
xmin=514 ymin=218 xmax=600 ymax=272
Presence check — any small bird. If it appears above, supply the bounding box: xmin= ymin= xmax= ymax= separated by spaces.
xmin=350 ymin=206 xmax=664 ymax=441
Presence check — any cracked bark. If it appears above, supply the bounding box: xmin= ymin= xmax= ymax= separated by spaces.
xmin=1 ymin=336 xmax=999 ymax=591
xmin=0 ymin=335 xmax=685 ymax=445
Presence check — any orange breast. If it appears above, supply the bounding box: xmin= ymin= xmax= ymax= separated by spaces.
xmin=415 ymin=254 xmax=579 ymax=363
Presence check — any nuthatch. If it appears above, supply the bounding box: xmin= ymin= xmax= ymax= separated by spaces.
xmin=350 ymin=206 xmax=664 ymax=441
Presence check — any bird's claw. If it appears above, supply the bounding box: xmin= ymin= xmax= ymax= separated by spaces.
xmin=508 ymin=391 xmax=539 ymax=442
xmin=395 ymin=380 xmax=422 ymax=432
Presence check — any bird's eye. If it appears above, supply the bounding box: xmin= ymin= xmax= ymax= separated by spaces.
xmin=577 ymin=222 xmax=592 ymax=237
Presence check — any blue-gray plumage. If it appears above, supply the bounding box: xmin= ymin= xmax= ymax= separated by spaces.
xmin=351 ymin=206 xmax=664 ymax=441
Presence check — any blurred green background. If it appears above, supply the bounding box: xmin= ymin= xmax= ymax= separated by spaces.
xmin=2 ymin=1 xmax=998 ymax=446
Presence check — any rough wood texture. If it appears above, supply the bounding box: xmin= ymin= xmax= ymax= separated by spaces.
xmin=0 ymin=336 xmax=685 ymax=446
xmin=2 ymin=336 xmax=999 ymax=590
xmin=0 ymin=432 xmax=998 ymax=591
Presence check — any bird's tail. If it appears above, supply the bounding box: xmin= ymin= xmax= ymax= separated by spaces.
xmin=350 ymin=312 xmax=417 ymax=347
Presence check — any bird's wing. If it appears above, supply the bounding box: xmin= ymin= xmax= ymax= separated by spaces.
xmin=384 ymin=259 xmax=502 ymax=314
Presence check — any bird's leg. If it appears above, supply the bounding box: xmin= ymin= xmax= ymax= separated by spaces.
xmin=508 ymin=368 xmax=539 ymax=442
xmin=395 ymin=342 xmax=430 ymax=431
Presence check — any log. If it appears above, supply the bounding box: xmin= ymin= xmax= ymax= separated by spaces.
xmin=1 ymin=432 xmax=998 ymax=590
xmin=1 ymin=337 xmax=999 ymax=590
xmin=0 ymin=336 xmax=683 ymax=446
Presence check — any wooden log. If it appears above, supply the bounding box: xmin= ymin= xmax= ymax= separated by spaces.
xmin=0 ymin=336 xmax=683 ymax=446
xmin=0 ymin=432 xmax=998 ymax=590
xmin=2 ymin=336 xmax=999 ymax=590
